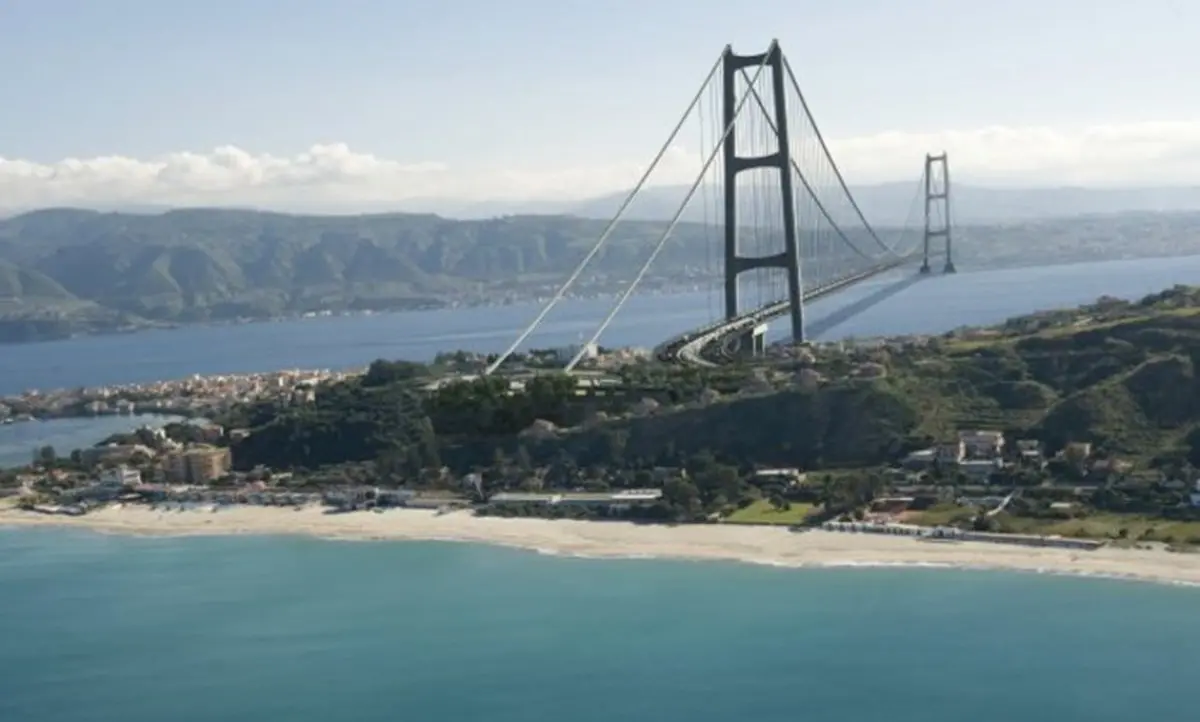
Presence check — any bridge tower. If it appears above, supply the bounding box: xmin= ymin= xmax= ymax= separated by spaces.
xmin=722 ymin=42 xmax=806 ymax=344
xmin=920 ymin=152 xmax=955 ymax=274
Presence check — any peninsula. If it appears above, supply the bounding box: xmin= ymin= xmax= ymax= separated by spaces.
xmin=3 ymin=284 xmax=1200 ymax=584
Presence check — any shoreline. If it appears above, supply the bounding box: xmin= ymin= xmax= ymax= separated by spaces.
xmin=3 ymin=504 xmax=1200 ymax=587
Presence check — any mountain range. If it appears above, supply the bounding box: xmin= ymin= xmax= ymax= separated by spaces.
xmin=2 ymin=191 xmax=1200 ymax=343
xmin=389 ymin=183 xmax=1200 ymax=225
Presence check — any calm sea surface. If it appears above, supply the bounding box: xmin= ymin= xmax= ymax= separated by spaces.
xmin=0 ymin=528 xmax=1196 ymax=722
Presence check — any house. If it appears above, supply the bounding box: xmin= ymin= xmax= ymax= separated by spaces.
xmin=1016 ymin=439 xmax=1043 ymax=463
xmin=1190 ymin=481 xmax=1200 ymax=508
xmin=752 ymin=468 xmax=807 ymax=486
xmin=958 ymin=430 xmax=1005 ymax=459
xmin=935 ymin=441 xmax=965 ymax=464
xmin=959 ymin=459 xmax=1002 ymax=483
xmin=1060 ymin=442 xmax=1093 ymax=466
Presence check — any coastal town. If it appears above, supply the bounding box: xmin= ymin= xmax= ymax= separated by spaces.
xmin=3 ymin=283 xmax=1200 ymax=565
xmin=0 ymin=367 xmax=358 ymax=423
xmin=4 ymin=359 xmax=1198 ymax=556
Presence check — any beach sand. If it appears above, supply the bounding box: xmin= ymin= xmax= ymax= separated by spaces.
xmin=2 ymin=504 xmax=1199 ymax=586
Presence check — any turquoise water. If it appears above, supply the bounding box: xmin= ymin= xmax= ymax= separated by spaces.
xmin=0 ymin=528 xmax=1197 ymax=721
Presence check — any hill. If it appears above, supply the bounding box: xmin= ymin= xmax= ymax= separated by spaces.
xmin=0 ymin=208 xmax=717 ymax=341
xmin=2 ymin=206 xmax=1199 ymax=343
xmin=229 ymin=285 xmax=1200 ymax=481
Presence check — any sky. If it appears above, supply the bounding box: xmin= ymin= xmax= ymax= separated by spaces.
xmin=1 ymin=0 xmax=1198 ymax=212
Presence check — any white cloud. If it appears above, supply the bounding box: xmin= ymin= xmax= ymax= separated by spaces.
xmin=3 ymin=121 xmax=1200 ymax=214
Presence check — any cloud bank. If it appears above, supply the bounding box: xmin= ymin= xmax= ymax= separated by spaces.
xmin=3 ymin=121 xmax=1200 ymax=214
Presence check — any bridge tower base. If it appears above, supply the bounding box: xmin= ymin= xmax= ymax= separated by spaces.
xmin=922 ymin=153 xmax=955 ymax=274
xmin=727 ymin=323 xmax=768 ymax=359
xmin=722 ymin=41 xmax=806 ymax=343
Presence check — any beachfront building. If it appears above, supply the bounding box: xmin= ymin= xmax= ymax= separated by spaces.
xmin=98 ymin=466 xmax=141 ymax=487
xmin=488 ymin=489 xmax=663 ymax=514
xmin=163 ymin=445 xmax=232 ymax=484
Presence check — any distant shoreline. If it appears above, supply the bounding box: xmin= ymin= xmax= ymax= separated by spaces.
xmin=2 ymin=504 xmax=1199 ymax=588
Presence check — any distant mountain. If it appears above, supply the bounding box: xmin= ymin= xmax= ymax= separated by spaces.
xmin=0 ymin=207 xmax=718 ymax=341
xmin=1 ymin=205 xmax=1198 ymax=343
xmin=558 ymin=183 xmax=1200 ymax=225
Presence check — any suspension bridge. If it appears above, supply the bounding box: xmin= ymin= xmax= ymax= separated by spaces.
xmin=486 ymin=40 xmax=956 ymax=375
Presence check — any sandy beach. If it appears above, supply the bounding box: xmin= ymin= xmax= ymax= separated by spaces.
xmin=3 ymin=504 xmax=1199 ymax=586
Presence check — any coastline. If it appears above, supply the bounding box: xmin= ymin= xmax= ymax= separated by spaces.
xmin=3 ymin=504 xmax=1199 ymax=587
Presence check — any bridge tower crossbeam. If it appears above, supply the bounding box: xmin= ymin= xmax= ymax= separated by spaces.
xmin=721 ymin=43 xmax=806 ymax=343
xmin=920 ymin=152 xmax=956 ymax=274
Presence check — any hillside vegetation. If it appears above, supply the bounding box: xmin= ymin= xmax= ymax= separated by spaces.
xmin=0 ymin=208 xmax=715 ymax=341
xmin=227 ymin=287 xmax=1200 ymax=489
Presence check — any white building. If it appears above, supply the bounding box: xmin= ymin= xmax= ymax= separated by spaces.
xmin=959 ymin=430 xmax=1005 ymax=459
xmin=99 ymin=466 xmax=142 ymax=487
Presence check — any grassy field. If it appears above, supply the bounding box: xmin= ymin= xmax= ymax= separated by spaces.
xmin=725 ymin=499 xmax=818 ymax=525
xmin=906 ymin=504 xmax=1200 ymax=545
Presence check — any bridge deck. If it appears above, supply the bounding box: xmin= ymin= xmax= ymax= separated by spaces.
xmin=657 ymin=251 xmax=941 ymax=366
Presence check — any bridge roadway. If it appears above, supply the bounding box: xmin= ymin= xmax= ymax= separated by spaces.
xmin=655 ymin=252 xmax=932 ymax=367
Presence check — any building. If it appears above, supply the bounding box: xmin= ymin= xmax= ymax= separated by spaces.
xmin=1190 ymin=481 xmax=1200 ymax=508
xmin=1016 ymin=439 xmax=1043 ymax=463
xmin=958 ymin=430 xmax=1005 ymax=459
xmin=163 ymin=445 xmax=232 ymax=484
xmin=935 ymin=441 xmax=965 ymax=464
xmin=98 ymin=466 xmax=141 ymax=487
xmin=960 ymin=459 xmax=1003 ymax=483
xmin=752 ymin=468 xmax=807 ymax=486
xmin=488 ymin=488 xmax=663 ymax=513
xmin=82 ymin=444 xmax=157 ymax=468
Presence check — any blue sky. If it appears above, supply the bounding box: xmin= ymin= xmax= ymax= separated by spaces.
xmin=1 ymin=0 xmax=1197 ymax=209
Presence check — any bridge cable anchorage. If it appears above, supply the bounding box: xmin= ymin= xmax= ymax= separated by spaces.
xmin=781 ymin=55 xmax=895 ymax=258
xmin=482 ymin=49 xmax=728 ymax=377
xmin=737 ymin=68 xmax=874 ymax=264
xmin=562 ymin=48 xmax=776 ymax=373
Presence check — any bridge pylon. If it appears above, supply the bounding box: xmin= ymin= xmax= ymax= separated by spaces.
xmin=921 ymin=152 xmax=955 ymax=274
xmin=722 ymin=41 xmax=806 ymax=344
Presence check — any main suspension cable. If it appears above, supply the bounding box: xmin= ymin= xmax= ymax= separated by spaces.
xmin=563 ymin=48 xmax=774 ymax=372
xmin=483 ymin=49 xmax=727 ymax=376
xmin=781 ymin=54 xmax=893 ymax=257
xmin=738 ymin=69 xmax=874 ymax=262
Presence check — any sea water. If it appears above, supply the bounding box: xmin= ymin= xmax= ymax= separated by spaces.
xmin=0 ymin=528 xmax=1197 ymax=722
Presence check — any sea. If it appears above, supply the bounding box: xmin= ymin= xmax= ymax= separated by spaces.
xmin=2 ymin=254 xmax=1200 ymax=720
xmin=0 ymin=528 xmax=1197 ymax=722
